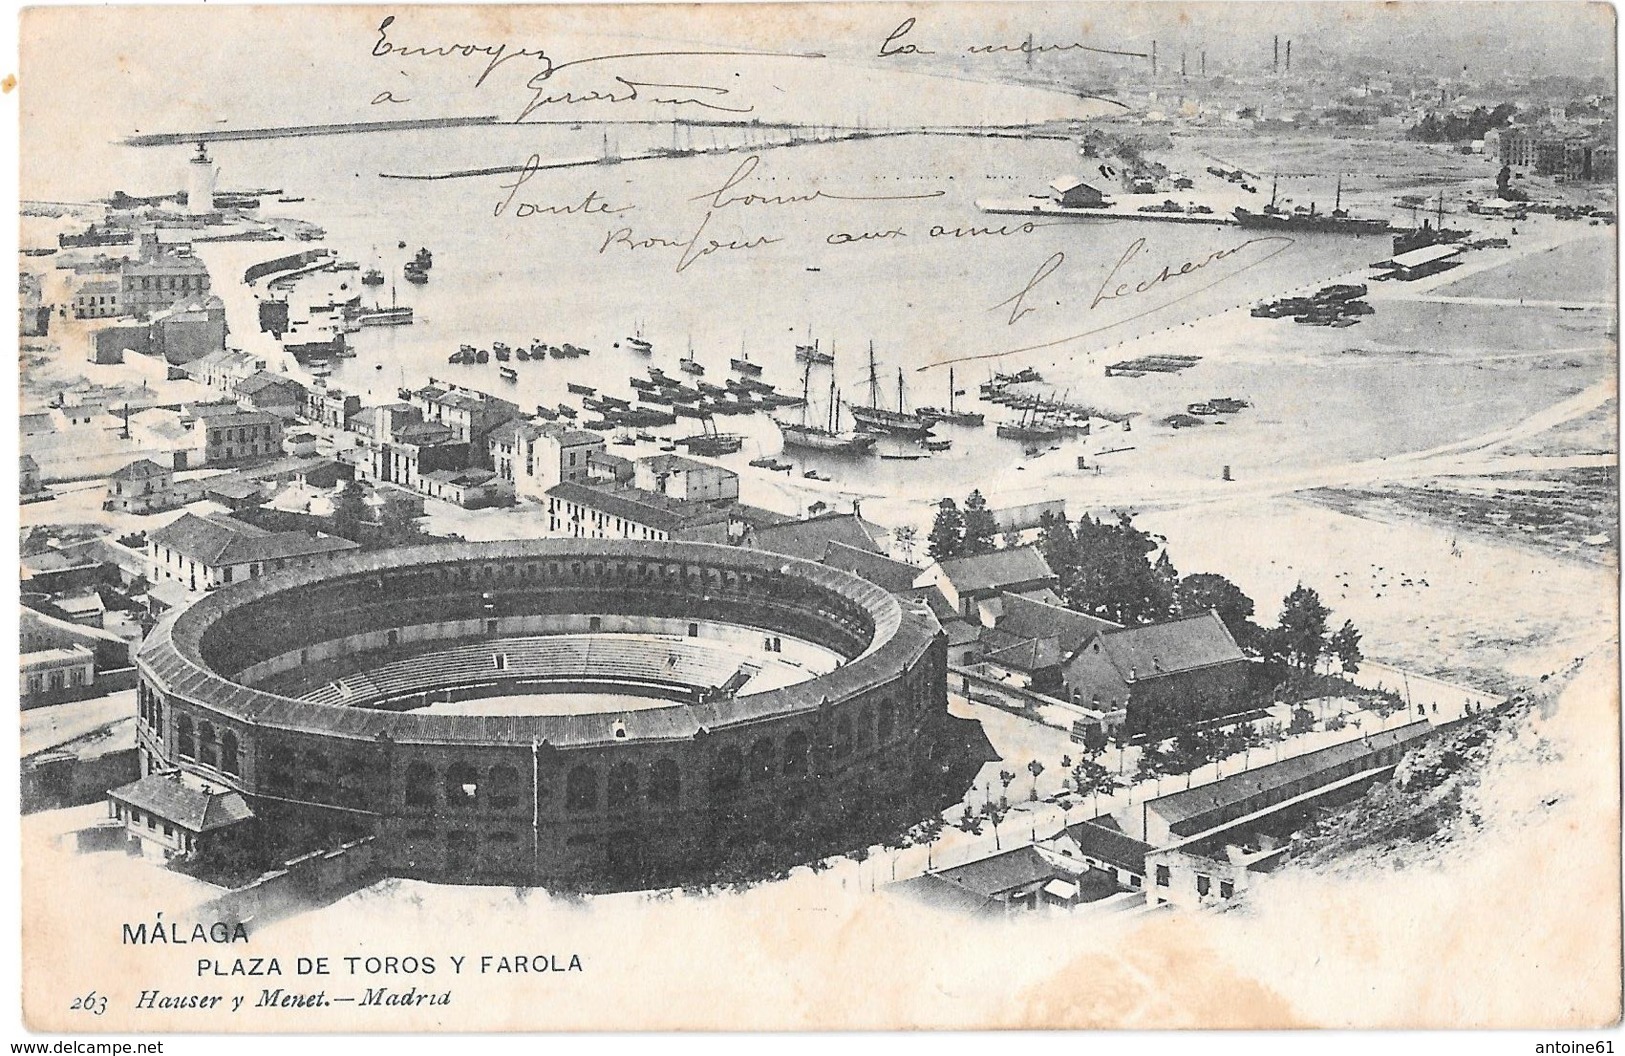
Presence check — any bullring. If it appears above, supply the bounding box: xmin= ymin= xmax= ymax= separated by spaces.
xmin=134 ymin=538 xmax=950 ymax=887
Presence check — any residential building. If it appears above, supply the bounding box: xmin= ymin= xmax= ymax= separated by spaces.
xmin=489 ymin=418 xmax=605 ymax=500
xmin=743 ymin=510 xmax=887 ymax=562
xmin=1042 ymin=820 xmax=1152 ymax=891
xmin=104 ymin=458 xmax=198 ymax=514
xmin=147 ymin=295 xmax=228 ymax=365
xmin=146 ymin=512 xmax=359 ymax=597
xmin=421 ymin=468 xmax=508 ymax=509
xmin=1061 ymin=611 xmax=1248 ymax=736
xmin=234 ymin=371 xmax=307 ymax=418
xmin=20 ymin=645 xmax=96 ymax=706
xmin=185 ymin=349 xmax=267 ymax=395
xmin=72 ymin=280 xmax=121 ymax=319
xmin=635 ymin=453 xmax=739 ymax=503
xmin=1500 ymin=126 xmax=1540 ymax=168
xmin=408 ymin=382 xmax=519 ymax=466
xmin=586 ymin=450 xmax=635 ymax=485
xmin=196 ymin=409 xmax=283 ymax=466
xmin=119 ymin=251 xmax=211 ymax=317
xmin=304 ymin=383 xmax=362 ymax=430
xmin=348 ymin=415 xmax=469 ymax=493
xmin=912 ymin=546 xmax=1058 ymax=624
xmin=544 ymin=480 xmax=732 ymax=543
xmin=106 ymin=772 xmax=254 ymax=861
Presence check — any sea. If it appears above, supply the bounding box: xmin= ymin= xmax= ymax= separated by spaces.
xmin=28 ymin=74 xmax=1603 ymax=508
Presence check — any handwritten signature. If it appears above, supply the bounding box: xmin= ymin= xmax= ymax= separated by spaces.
xmin=990 ymin=251 xmax=1065 ymax=325
xmin=1091 ymin=236 xmax=1292 ymax=309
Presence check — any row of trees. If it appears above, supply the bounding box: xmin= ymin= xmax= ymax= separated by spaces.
xmin=926 ymin=491 xmax=1001 ymax=560
xmin=1406 ymin=103 xmax=1517 ymax=143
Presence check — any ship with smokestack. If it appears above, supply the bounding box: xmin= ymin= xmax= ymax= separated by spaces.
xmin=1233 ymin=176 xmax=1390 ymax=235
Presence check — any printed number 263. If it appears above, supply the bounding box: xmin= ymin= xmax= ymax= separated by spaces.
xmin=70 ymin=990 xmax=107 ymax=1016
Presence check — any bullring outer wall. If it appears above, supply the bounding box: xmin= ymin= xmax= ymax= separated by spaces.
xmin=134 ymin=539 xmax=947 ymax=885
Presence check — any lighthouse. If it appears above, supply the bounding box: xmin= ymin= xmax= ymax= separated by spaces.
xmin=186 ymin=142 xmax=217 ymax=215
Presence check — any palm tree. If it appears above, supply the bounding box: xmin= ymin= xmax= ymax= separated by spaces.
xmin=1026 ymin=759 xmax=1045 ymax=801
xmin=893 ymin=524 xmax=918 ymax=560
xmin=997 ymin=768 xmax=1015 ymax=810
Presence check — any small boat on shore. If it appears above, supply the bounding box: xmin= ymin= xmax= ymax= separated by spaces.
xmin=567 ymin=382 xmax=596 ymax=396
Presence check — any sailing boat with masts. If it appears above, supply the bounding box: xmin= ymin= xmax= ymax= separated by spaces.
xmin=795 ymin=325 xmax=834 ymax=366
xmin=996 ymin=392 xmax=1063 ymax=442
xmin=847 ymin=343 xmax=934 ymax=438
xmin=776 ymin=351 xmax=876 ymax=454
xmin=915 ymin=366 xmax=983 ymax=426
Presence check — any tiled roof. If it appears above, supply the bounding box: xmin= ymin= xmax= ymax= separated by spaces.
xmin=888 ymin=873 xmax=997 ymax=915
xmin=821 ymin=541 xmax=921 ymax=593
xmin=110 ymin=458 xmax=168 ymax=481
xmin=545 ymin=481 xmax=730 ymax=534
xmin=1147 ymin=721 xmax=1435 ymax=828
xmin=932 ymin=845 xmax=1060 ymax=897
xmin=933 ymin=546 xmax=1054 ymax=594
xmin=123 ymin=254 xmax=208 ymax=276
xmin=147 ymin=513 xmax=358 ymax=568
xmin=108 ymin=773 xmax=254 ymax=834
xmin=639 ymin=453 xmax=714 ymax=475
xmin=940 ymin=618 xmax=981 ymax=648
xmin=1061 ymin=821 xmax=1153 ymax=875
xmin=235 ymin=372 xmax=305 ymax=397
xmin=985 ymin=635 xmax=1063 ymax=672
xmin=748 ymin=512 xmax=884 ymax=562
xmin=1095 ymin=611 xmax=1245 ymax=680
xmin=425 ymin=469 xmax=499 ymax=486
xmin=999 ymin=592 xmax=1120 ymax=655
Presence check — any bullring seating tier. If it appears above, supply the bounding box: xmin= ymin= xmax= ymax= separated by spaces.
xmin=283 ymin=635 xmax=787 ymax=710
xmin=139 ymin=539 xmax=938 ymax=748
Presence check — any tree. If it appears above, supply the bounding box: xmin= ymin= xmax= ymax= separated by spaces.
xmin=926 ymin=499 xmax=964 ymax=560
xmin=893 ymin=525 xmax=918 ymax=561
xmin=1055 ymin=512 xmax=1175 ymax=625
xmin=961 ymin=490 xmax=998 ymax=556
xmin=1075 ymin=758 xmax=1122 ymax=815
xmin=1178 ymin=572 xmax=1260 ymax=650
xmin=1026 ymin=758 xmax=1045 ymax=800
xmin=1172 ymin=731 xmax=1212 ymax=788
xmin=331 ymin=481 xmax=370 ymax=542
xmin=1330 ymin=620 xmax=1363 ymax=675
xmin=1277 ymin=584 xmax=1331 ymax=675
xmin=1134 ymin=746 xmax=1169 ymax=794
xmin=997 ymin=768 xmax=1016 ymax=808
